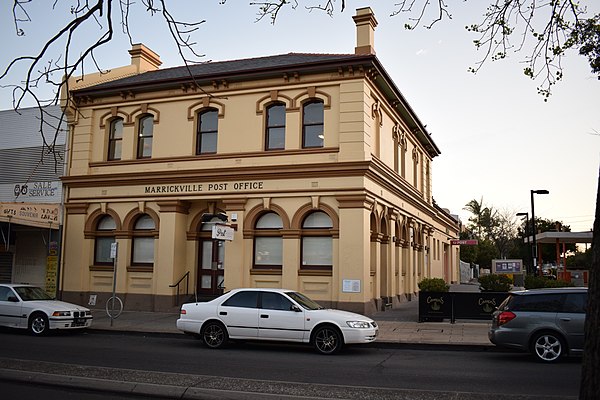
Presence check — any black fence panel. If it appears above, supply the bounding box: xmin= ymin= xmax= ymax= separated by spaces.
xmin=418 ymin=292 xmax=453 ymax=322
xmin=418 ymin=291 xmax=510 ymax=323
xmin=452 ymin=292 xmax=510 ymax=321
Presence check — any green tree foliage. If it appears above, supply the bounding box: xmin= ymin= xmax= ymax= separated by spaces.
xmin=567 ymin=248 xmax=593 ymax=269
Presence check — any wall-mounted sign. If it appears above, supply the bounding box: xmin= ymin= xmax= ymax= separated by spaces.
xmin=0 ymin=202 xmax=60 ymax=228
xmin=0 ymin=181 xmax=62 ymax=203
xmin=450 ymin=239 xmax=478 ymax=246
xmin=212 ymin=224 xmax=234 ymax=241
xmin=143 ymin=181 xmax=265 ymax=194
xmin=342 ymin=279 xmax=361 ymax=293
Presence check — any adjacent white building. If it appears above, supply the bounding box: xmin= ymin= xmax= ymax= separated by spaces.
xmin=0 ymin=105 xmax=66 ymax=295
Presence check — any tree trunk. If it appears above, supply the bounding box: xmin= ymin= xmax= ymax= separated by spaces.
xmin=580 ymin=167 xmax=600 ymax=399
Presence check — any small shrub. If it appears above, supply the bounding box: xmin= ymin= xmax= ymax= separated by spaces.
xmin=524 ymin=275 xmax=574 ymax=289
xmin=478 ymin=274 xmax=512 ymax=292
xmin=418 ymin=277 xmax=449 ymax=292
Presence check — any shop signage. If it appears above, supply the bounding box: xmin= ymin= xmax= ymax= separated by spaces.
xmin=14 ymin=181 xmax=60 ymax=199
xmin=0 ymin=202 xmax=60 ymax=228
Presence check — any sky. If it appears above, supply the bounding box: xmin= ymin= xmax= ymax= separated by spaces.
xmin=1 ymin=1 xmax=598 ymax=233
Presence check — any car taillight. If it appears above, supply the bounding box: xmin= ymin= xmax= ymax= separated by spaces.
xmin=497 ymin=311 xmax=516 ymax=326
xmin=180 ymin=309 xmax=186 ymax=315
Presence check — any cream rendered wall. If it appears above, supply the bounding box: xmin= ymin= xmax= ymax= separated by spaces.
xmin=61 ymin=60 xmax=459 ymax=312
xmin=338 ymin=81 xmax=372 ymax=162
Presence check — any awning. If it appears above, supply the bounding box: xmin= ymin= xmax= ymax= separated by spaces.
xmin=0 ymin=202 xmax=61 ymax=229
xmin=526 ymin=231 xmax=593 ymax=244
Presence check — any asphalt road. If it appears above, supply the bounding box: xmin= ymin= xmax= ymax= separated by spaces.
xmin=0 ymin=329 xmax=581 ymax=399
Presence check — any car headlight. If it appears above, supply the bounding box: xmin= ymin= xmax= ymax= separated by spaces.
xmin=346 ymin=321 xmax=372 ymax=329
xmin=52 ymin=311 xmax=71 ymax=317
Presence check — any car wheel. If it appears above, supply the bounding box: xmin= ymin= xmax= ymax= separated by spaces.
xmin=29 ymin=313 xmax=49 ymax=336
xmin=313 ymin=325 xmax=343 ymax=355
xmin=201 ymin=321 xmax=228 ymax=349
xmin=532 ymin=331 xmax=565 ymax=362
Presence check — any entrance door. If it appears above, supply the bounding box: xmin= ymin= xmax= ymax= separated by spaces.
xmin=197 ymin=239 xmax=224 ymax=296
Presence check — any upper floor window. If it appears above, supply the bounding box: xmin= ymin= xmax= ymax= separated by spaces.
xmin=265 ymin=103 xmax=286 ymax=150
xmin=301 ymin=211 xmax=332 ymax=271
xmin=197 ymin=109 xmax=218 ymax=154
xmin=302 ymin=100 xmax=324 ymax=148
xmin=131 ymin=214 xmax=155 ymax=267
xmin=254 ymin=212 xmax=283 ymax=270
xmin=94 ymin=215 xmax=116 ymax=265
xmin=108 ymin=118 xmax=123 ymax=161
xmin=137 ymin=115 xmax=154 ymax=159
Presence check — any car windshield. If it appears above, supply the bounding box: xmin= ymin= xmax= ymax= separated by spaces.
xmin=14 ymin=286 xmax=53 ymax=301
xmin=285 ymin=291 xmax=324 ymax=310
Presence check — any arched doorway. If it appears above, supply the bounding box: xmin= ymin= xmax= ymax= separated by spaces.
xmin=196 ymin=215 xmax=226 ymax=296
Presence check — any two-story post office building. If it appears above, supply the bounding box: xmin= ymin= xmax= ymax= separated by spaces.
xmin=60 ymin=7 xmax=460 ymax=314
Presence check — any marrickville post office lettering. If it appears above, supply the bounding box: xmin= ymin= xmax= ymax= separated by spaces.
xmin=144 ymin=181 xmax=265 ymax=194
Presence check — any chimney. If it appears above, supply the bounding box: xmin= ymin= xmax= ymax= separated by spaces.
xmin=129 ymin=43 xmax=162 ymax=72
xmin=353 ymin=7 xmax=378 ymax=55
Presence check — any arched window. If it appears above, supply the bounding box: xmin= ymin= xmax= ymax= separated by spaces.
xmin=265 ymin=102 xmax=285 ymax=150
xmin=137 ymin=115 xmax=154 ymax=158
xmin=94 ymin=215 xmax=116 ymax=265
xmin=302 ymin=100 xmax=324 ymax=148
xmin=108 ymin=118 xmax=123 ymax=161
xmin=197 ymin=109 xmax=218 ymax=154
xmin=301 ymin=211 xmax=332 ymax=271
xmin=131 ymin=214 xmax=155 ymax=267
xmin=254 ymin=212 xmax=283 ymax=270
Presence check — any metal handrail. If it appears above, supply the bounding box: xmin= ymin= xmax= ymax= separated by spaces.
xmin=169 ymin=271 xmax=190 ymax=306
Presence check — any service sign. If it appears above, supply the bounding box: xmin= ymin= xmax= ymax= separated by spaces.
xmin=212 ymin=224 xmax=234 ymax=241
xmin=493 ymin=259 xmax=523 ymax=274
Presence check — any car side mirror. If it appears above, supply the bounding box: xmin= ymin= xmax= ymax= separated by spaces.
xmin=7 ymin=296 xmax=19 ymax=302
xmin=291 ymin=305 xmax=302 ymax=312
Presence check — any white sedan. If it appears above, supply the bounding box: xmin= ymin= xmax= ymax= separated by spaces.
xmin=0 ymin=284 xmax=93 ymax=336
xmin=177 ymin=288 xmax=378 ymax=354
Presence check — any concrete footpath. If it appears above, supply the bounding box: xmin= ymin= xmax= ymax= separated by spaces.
xmin=89 ymin=298 xmax=493 ymax=347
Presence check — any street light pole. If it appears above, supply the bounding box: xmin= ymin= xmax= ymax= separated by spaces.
xmin=530 ymin=189 xmax=549 ymax=276
xmin=516 ymin=212 xmax=529 ymax=271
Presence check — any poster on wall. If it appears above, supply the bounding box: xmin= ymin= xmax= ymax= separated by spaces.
xmin=342 ymin=279 xmax=361 ymax=293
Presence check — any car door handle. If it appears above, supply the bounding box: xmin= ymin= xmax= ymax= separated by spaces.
xmin=219 ymin=311 xmax=227 ymax=316
xmin=260 ymin=314 xmax=269 ymax=319
xmin=559 ymin=318 xmax=571 ymax=322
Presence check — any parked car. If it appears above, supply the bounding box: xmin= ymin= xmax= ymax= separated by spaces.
xmin=488 ymin=287 xmax=587 ymax=362
xmin=0 ymin=284 xmax=93 ymax=336
xmin=177 ymin=288 xmax=378 ymax=354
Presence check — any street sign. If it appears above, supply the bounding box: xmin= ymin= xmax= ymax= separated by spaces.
xmin=212 ymin=224 xmax=234 ymax=241
xmin=110 ymin=242 xmax=118 ymax=259
xmin=450 ymin=239 xmax=478 ymax=246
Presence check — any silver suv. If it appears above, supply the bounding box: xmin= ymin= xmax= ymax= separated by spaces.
xmin=488 ymin=287 xmax=587 ymax=362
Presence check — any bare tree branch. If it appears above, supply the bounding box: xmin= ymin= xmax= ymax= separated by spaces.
xmin=0 ymin=0 xmax=209 ymax=180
